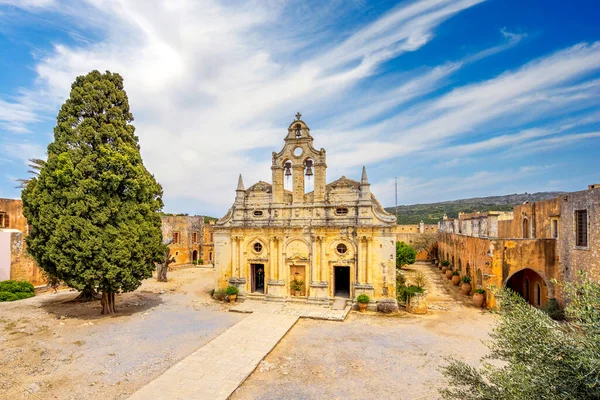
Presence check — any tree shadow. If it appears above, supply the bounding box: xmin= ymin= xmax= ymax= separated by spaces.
xmin=40 ymin=290 xmax=164 ymax=320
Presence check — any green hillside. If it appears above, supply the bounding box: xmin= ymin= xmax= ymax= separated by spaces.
xmin=385 ymin=192 xmax=564 ymax=225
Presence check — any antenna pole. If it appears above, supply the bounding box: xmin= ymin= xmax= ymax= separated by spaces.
xmin=395 ymin=177 xmax=398 ymax=224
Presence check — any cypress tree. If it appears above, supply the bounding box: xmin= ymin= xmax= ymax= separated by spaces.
xmin=22 ymin=70 xmax=165 ymax=314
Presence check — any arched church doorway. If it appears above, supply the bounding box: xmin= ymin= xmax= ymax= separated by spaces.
xmin=192 ymin=250 xmax=198 ymax=262
xmin=505 ymin=268 xmax=547 ymax=308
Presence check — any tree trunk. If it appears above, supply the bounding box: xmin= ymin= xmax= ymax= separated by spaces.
xmin=73 ymin=286 xmax=99 ymax=302
xmin=157 ymin=263 xmax=168 ymax=282
xmin=101 ymin=291 xmax=116 ymax=314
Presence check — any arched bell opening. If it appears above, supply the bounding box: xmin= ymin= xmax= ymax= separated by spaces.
xmin=283 ymin=159 xmax=293 ymax=191
xmin=304 ymin=157 xmax=314 ymax=194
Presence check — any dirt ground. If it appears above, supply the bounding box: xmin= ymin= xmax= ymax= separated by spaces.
xmin=232 ymin=262 xmax=496 ymax=400
xmin=0 ymin=267 xmax=244 ymax=400
xmin=1 ymin=263 xmax=496 ymax=400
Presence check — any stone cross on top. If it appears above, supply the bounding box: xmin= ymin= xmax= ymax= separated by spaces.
xmin=295 ymin=112 xmax=302 ymax=120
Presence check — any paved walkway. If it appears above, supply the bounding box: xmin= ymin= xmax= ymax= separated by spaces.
xmin=128 ymin=313 xmax=298 ymax=400
xmin=230 ymin=300 xmax=351 ymax=321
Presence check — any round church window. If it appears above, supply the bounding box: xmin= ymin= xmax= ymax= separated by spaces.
xmin=336 ymin=243 xmax=348 ymax=254
xmin=293 ymin=147 xmax=303 ymax=157
xmin=253 ymin=242 xmax=263 ymax=253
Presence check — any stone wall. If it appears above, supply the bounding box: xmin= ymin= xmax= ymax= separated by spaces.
xmin=160 ymin=216 xmax=204 ymax=266
xmin=558 ymin=187 xmax=600 ymax=284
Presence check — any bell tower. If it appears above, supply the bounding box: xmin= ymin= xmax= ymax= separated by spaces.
xmin=271 ymin=113 xmax=327 ymax=204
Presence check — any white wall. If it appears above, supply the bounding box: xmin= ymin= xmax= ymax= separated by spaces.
xmin=0 ymin=232 xmax=11 ymax=281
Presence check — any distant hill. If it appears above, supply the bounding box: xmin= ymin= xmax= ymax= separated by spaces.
xmin=385 ymin=192 xmax=565 ymax=225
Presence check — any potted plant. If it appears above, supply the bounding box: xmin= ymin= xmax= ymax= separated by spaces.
xmin=356 ymin=294 xmax=370 ymax=312
xmin=440 ymin=260 xmax=450 ymax=271
xmin=461 ymin=275 xmax=472 ymax=295
xmin=451 ymin=271 xmax=461 ymax=285
xmin=473 ymin=288 xmax=485 ymax=308
xmin=290 ymin=278 xmax=304 ymax=296
xmin=225 ymin=286 xmax=239 ymax=303
xmin=445 ymin=268 xmax=454 ymax=279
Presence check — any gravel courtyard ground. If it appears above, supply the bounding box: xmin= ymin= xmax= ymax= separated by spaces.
xmin=232 ymin=262 xmax=496 ymax=400
xmin=0 ymin=268 xmax=245 ymax=400
xmin=1 ymin=262 xmax=496 ymax=400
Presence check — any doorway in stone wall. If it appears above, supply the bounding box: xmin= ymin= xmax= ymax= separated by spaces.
xmin=334 ymin=266 xmax=350 ymax=298
xmin=289 ymin=265 xmax=306 ymax=296
xmin=251 ymin=264 xmax=265 ymax=294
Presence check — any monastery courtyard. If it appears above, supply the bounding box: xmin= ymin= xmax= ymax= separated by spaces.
xmin=0 ymin=263 xmax=494 ymax=400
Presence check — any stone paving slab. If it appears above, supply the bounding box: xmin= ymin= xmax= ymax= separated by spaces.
xmin=127 ymin=313 xmax=298 ymax=400
xmin=230 ymin=300 xmax=351 ymax=321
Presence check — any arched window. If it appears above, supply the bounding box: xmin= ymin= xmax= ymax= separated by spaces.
xmin=209 ymin=251 xmax=213 ymax=261
xmin=535 ymin=282 xmax=541 ymax=306
xmin=523 ymin=218 xmax=529 ymax=239
xmin=458 ymin=259 xmax=463 ymax=272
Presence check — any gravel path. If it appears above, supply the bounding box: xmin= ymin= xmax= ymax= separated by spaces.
xmin=0 ymin=268 xmax=244 ymax=400
xmin=232 ymin=262 xmax=496 ymax=400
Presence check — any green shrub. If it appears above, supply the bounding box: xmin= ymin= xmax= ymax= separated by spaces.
xmin=441 ymin=260 xmax=450 ymax=267
xmin=461 ymin=276 xmax=472 ymax=284
xmin=192 ymin=260 xmax=197 ymax=265
xmin=225 ymin=286 xmax=239 ymax=296
xmin=452 ymin=271 xmax=460 ymax=276
xmin=398 ymin=285 xmax=424 ymax=303
xmin=212 ymin=289 xmax=227 ymax=301
xmin=474 ymin=288 xmax=485 ymax=294
xmin=198 ymin=259 xmax=204 ymax=265
xmin=0 ymin=280 xmax=35 ymax=302
xmin=356 ymin=294 xmax=370 ymax=304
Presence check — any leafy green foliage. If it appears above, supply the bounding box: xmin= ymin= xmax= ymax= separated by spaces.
xmin=396 ymin=241 xmax=416 ymax=269
xmin=385 ymin=192 xmax=564 ymax=224
xmin=461 ymin=275 xmax=472 ymax=283
xmin=0 ymin=280 xmax=35 ymax=302
xmin=225 ymin=286 xmax=239 ymax=296
xmin=474 ymin=288 xmax=485 ymax=294
xmin=290 ymin=278 xmax=304 ymax=292
xmin=398 ymin=285 xmax=424 ymax=303
xmin=440 ymin=274 xmax=600 ymax=400
xmin=441 ymin=260 xmax=450 ymax=267
xmin=410 ymin=271 xmax=428 ymax=289
xmin=21 ymin=70 xmax=165 ymax=298
xmin=452 ymin=270 xmax=460 ymax=276
xmin=212 ymin=289 xmax=227 ymax=301
xmin=357 ymin=294 xmax=370 ymax=303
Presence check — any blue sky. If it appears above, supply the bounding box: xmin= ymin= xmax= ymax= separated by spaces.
xmin=0 ymin=0 xmax=598 ymax=217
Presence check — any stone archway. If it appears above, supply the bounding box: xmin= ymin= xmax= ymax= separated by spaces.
xmin=192 ymin=250 xmax=198 ymax=262
xmin=505 ymin=268 xmax=551 ymax=308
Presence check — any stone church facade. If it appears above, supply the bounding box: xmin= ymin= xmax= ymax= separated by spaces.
xmin=214 ymin=115 xmax=397 ymax=305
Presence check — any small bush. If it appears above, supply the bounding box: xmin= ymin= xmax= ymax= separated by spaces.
xmin=461 ymin=275 xmax=472 ymax=284
xmin=192 ymin=260 xmax=198 ymax=265
xmin=452 ymin=271 xmax=460 ymax=276
xmin=411 ymin=271 xmax=428 ymax=288
xmin=399 ymin=285 xmax=424 ymax=303
xmin=441 ymin=260 xmax=450 ymax=267
xmin=474 ymin=288 xmax=485 ymax=295
xmin=198 ymin=259 xmax=204 ymax=265
xmin=225 ymin=286 xmax=239 ymax=296
xmin=357 ymin=294 xmax=370 ymax=304
xmin=0 ymin=280 xmax=35 ymax=302
xmin=212 ymin=289 xmax=227 ymax=301
xmin=209 ymin=288 xmax=215 ymax=297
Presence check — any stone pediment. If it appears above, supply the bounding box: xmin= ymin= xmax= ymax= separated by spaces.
xmin=247 ymin=181 xmax=272 ymax=193
xmin=327 ymin=176 xmax=360 ymax=191
xmin=287 ymin=253 xmax=308 ymax=261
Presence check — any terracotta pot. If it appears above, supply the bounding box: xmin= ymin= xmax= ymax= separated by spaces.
xmin=473 ymin=293 xmax=485 ymax=308
xmin=451 ymin=275 xmax=461 ymax=285
xmin=229 ymin=294 xmax=237 ymax=303
xmin=358 ymin=302 xmax=368 ymax=312
xmin=461 ymin=282 xmax=472 ymax=295
xmin=445 ymin=270 xmax=453 ymax=279
xmin=441 ymin=266 xmax=448 ymax=273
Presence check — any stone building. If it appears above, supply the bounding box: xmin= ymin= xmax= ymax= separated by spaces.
xmin=437 ymin=185 xmax=600 ymax=308
xmin=202 ymin=221 xmax=215 ymax=265
xmin=0 ymin=198 xmax=45 ymax=285
xmin=160 ymin=215 xmax=205 ymax=266
xmin=393 ymin=222 xmax=438 ymax=261
xmin=214 ymin=115 xmax=397 ymax=305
